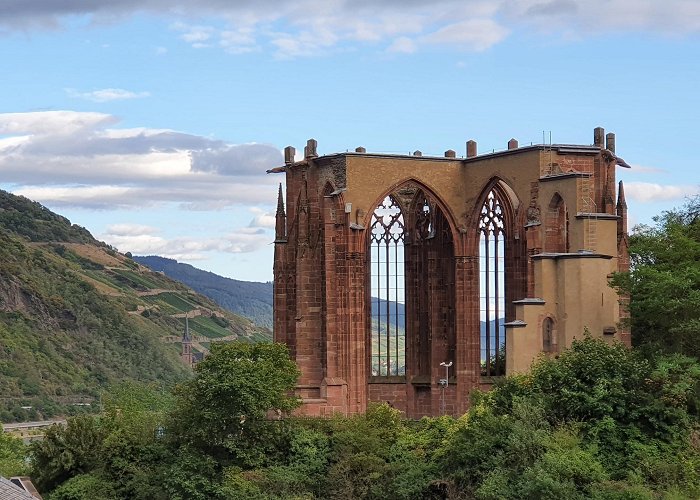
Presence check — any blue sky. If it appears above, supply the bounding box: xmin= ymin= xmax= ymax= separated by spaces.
xmin=0 ymin=1 xmax=698 ymax=282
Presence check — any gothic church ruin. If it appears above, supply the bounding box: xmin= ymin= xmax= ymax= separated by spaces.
xmin=271 ymin=128 xmax=630 ymax=418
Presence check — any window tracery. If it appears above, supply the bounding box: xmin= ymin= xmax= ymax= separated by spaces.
xmin=479 ymin=189 xmax=506 ymax=376
xmin=370 ymin=195 xmax=405 ymax=376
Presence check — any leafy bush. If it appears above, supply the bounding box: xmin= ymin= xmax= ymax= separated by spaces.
xmin=28 ymin=339 xmax=700 ymax=500
xmin=610 ymin=195 xmax=700 ymax=357
xmin=30 ymin=416 xmax=107 ymax=492
xmin=0 ymin=431 xmax=28 ymax=477
xmin=49 ymin=473 xmax=117 ymax=500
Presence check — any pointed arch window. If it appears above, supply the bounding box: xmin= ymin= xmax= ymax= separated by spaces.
xmin=370 ymin=195 xmax=405 ymax=377
xmin=479 ymin=190 xmax=506 ymax=376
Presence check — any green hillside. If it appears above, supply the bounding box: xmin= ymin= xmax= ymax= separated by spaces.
xmin=0 ymin=190 xmax=271 ymax=422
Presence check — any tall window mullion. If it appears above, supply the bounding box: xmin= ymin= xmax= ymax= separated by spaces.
xmin=393 ymin=241 xmax=399 ymax=374
xmin=385 ymin=242 xmax=391 ymax=374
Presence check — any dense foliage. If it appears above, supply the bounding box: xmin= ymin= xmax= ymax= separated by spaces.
xmin=169 ymin=342 xmax=300 ymax=463
xmin=26 ymin=342 xmax=299 ymax=499
xmin=0 ymin=190 xmax=98 ymax=244
xmin=134 ymin=256 xmax=274 ymax=329
xmin=0 ymin=431 xmax=28 ymax=477
xmin=20 ymin=337 xmax=700 ymax=499
xmin=612 ymin=195 xmax=700 ymax=356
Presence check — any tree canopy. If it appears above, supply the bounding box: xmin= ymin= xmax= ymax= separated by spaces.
xmin=25 ymin=338 xmax=700 ymax=499
xmin=612 ymin=195 xmax=700 ymax=356
xmin=170 ymin=342 xmax=300 ymax=450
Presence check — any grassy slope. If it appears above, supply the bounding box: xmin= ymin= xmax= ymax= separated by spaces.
xmin=0 ymin=190 xmax=270 ymax=422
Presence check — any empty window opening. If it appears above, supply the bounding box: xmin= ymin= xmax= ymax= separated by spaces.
xmin=415 ymin=197 xmax=434 ymax=240
xmin=479 ymin=190 xmax=506 ymax=376
xmin=370 ymin=195 xmax=405 ymax=376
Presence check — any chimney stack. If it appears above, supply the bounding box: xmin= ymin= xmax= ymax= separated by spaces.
xmin=606 ymin=132 xmax=616 ymax=153
xmin=284 ymin=146 xmax=295 ymax=165
xmin=594 ymin=127 xmax=605 ymax=148
xmin=304 ymin=138 xmax=318 ymax=158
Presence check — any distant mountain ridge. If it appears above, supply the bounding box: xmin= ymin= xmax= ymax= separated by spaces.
xmin=133 ymin=256 xmax=274 ymax=328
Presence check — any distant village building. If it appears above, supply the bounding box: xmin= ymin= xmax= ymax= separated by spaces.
xmin=180 ymin=315 xmax=204 ymax=366
xmin=271 ymin=128 xmax=630 ymax=418
xmin=181 ymin=315 xmax=193 ymax=366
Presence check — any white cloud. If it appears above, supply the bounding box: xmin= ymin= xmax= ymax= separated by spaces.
xmin=179 ymin=25 xmax=214 ymax=44
xmin=0 ymin=111 xmax=283 ymax=210
xmin=104 ymin=233 xmax=170 ymax=254
xmin=500 ymin=0 xmax=700 ymax=34
xmin=105 ymin=223 xmax=160 ymax=236
xmin=219 ymin=27 xmax=258 ymax=54
xmin=14 ymin=182 xmax=280 ymax=211
xmin=100 ymin=224 xmax=272 ymax=257
xmin=14 ymin=186 xmax=136 ymax=209
xmin=66 ymin=88 xmax=151 ymax=102
xmin=420 ymin=19 xmax=509 ymax=51
xmin=248 ymin=207 xmax=276 ymax=229
xmin=0 ymin=110 xmax=116 ymax=136
xmin=5 ymin=1 xmax=697 ymax=57
xmin=624 ymin=182 xmax=700 ymax=203
xmin=387 ymin=37 xmax=417 ymax=54
xmin=628 ymin=164 xmax=667 ymax=174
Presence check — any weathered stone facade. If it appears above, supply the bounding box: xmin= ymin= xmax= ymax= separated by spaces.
xmin=271 ymin=128 xmax=630 ymax=418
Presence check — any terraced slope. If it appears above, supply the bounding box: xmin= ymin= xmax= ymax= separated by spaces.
xmin=133 ymin=255 xmax=274 ymax=328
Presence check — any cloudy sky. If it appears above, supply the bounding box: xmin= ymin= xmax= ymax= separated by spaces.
xmin=1 ymin=0 xmax=698 ymax=281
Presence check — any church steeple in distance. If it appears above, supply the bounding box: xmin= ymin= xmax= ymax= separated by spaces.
xmin=181 ymin=313 xmax=193 ymax=365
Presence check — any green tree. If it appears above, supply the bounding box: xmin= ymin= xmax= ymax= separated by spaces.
xmin=30 ymin=416 xmax=106 ymax=492
xmin=612 ymin=196 xmax=700 ymax=356
xmin=435 ymin=337 xmax=700 ymax=498
xmin=169 ymin=341 xmax=300 ymax=465
xmin=28 ymin=384 xmax=176 ymax=499
xmin=101 ymin=381 xmax=174 ymax=439
xmin=475 ymin=428 xmax=608 ymax=500
xmin=0 ymin=431 xmax=28 ymax=477
xmin=49 ymin=473 xmax=117 ymax=500
xmin=97 ymin=382 xmax=175 ymax=499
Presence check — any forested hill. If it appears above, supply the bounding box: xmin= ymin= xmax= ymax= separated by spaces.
xmin=0 ymin=189 xmax=270 ymax=422
xmin=133 ymin=256 xmax=274 ymax=328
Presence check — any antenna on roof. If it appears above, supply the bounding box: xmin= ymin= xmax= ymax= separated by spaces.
xmin=543 ymin=130 xmax=554 ymax=175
